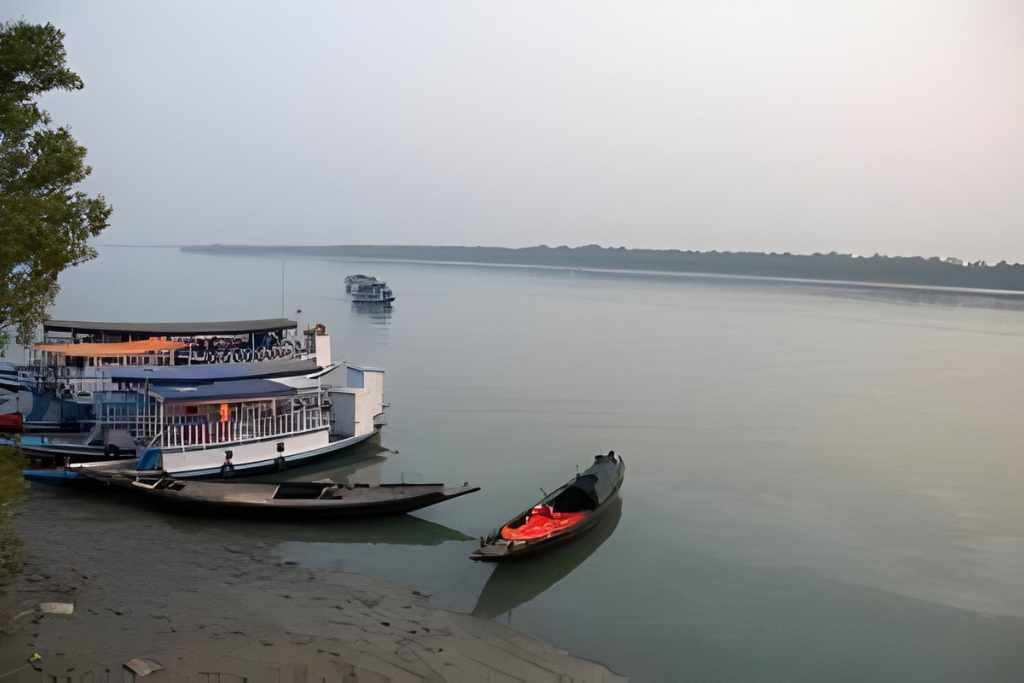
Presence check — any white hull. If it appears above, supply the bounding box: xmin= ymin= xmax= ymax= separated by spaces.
xmin=145 ymin=428 xmax=377 ymax=478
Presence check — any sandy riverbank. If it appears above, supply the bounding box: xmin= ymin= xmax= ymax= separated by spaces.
xmin=0 ymin=484 xmax=625 ymax=682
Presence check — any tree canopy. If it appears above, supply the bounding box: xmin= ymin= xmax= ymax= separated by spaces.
xmin=0 ymin=21 xmax=110 ymax=349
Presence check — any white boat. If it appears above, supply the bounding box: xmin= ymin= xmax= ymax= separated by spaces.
xmin=351 ymin=280 xmax=395 ymax=305
xmin=4 ymin=318 xmax=314 ymax=431
xmin=344 ymin=274 xmax=376 ymax=293
xmin=23 ymin=339 xmax=387 ymax=478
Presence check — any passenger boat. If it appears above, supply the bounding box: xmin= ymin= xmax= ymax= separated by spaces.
xmin=18 ymin=357 xmax=329 ymax=463
xmin=344 ymin=274 xmax=376 ymax=293
xmin=3 ymin=318 xmax=313 ymax=431
xmin=19 ymin=345 xmax=388 ymax=477
xmin=470 ymin=452 xmax=624 ymax=561
xmin=350 ymin=280 xmax=395 ymax=305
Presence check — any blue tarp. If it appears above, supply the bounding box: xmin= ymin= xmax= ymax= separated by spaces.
xmin=149 ymin=379 xmax=297 ymax=403
xmin=106 ymin=359 xmax=318 ymax=385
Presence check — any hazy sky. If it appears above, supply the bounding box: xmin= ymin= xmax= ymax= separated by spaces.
xmin=8 ymin=1 xmax=1022 ymax=261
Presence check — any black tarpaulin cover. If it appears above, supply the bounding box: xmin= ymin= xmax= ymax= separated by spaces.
xmin=553 ymin=455 xmax=620 ymax=511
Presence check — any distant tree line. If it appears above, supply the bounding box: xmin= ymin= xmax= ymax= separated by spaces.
xmin=182 ymin=244 xmax=1024 ymax=292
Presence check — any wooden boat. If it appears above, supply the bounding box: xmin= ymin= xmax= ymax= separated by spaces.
xmin=471 ymin=452 xmax=624 ymax=561
xmin=125 ymin=477 xmax=480 ymax=517
xmin=472 ymin=496 xmax=622 ymax=617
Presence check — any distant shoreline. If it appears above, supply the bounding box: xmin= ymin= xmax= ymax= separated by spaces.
xmin=177 ymin=243 xmax=1024 ymax=296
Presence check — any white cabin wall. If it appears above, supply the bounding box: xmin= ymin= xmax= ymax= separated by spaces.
xmin=161 ymin=428 xmax=330 ymax=475
xmin=329 ymin=390 xmax=356 ymax=436
xmin=364 ymin=369 xmax=384 ymax=418
xmin=354 ymin=369 xmax=384 ymax=437
xmin=315 ymin=335 xmax=332 ymax=367
xmin=328 ymin=367 xmax=384 ymax=438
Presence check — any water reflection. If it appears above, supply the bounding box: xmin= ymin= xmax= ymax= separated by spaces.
xmin=32 ymin=479 xmax=473 ymax=547
xmin=249 ymin=439 xmax=389 ymax=485
xmin=166 ymin=511 xmax=473 ymax=547
xmin=350 ymin=301 xmax=393 ymax=324
xmin=471 ymin=495 xmax=622 ymax=620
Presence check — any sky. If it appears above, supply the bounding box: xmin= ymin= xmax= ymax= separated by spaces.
xmin=7 ymin=1 xmax=1023 ymax=261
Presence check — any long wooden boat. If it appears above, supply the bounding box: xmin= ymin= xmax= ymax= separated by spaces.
xmin=126 ymin=477 xmax=479 ymax=517
xmin=470 ymin=452 xmax=624 ymax=562
xmin=25 ymin=465 xmax=480 ymax=518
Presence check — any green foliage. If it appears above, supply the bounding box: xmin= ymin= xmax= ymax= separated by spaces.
xmin=0 ymin=21 xmax=111 ymax=349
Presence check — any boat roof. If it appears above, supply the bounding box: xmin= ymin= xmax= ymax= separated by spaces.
xmin=42 ymin=318 xmax=297 ymax=336
xmin=106 ymin=358 xmax=319 ymax=384
xmin=33 ymin=339 xmax=188 ymax=357
xmin=149 ymin=378 xmax=297 ymax=403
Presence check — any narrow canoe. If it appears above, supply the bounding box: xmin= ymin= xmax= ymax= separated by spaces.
xmin=471 ymin=452 xmax=624 ymax=561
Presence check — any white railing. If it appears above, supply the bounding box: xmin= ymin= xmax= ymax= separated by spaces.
xmin=14 ymin=370 xmax=116 ymax=397
xmin=161 ymin=407 xmax=326 ymax=450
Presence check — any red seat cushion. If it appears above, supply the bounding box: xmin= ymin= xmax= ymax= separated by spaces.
xmin=500 ymin=506 xmax=588 ymax=541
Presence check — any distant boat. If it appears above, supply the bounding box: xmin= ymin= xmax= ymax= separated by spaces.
xmin=350 ymin=278 xmax=395 ymax=306
xmin=344 ymin=274 xmax=376 ymax=293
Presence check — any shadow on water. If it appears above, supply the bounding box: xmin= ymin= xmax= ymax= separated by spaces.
xmin=350 ymin=302 xmax=393 ymax=324
xmin=245 ymin=440 xmax=390 ymax=485
xmin=471 ymin=495 xmax=623 ymax=620
xmin=29 ymin=479 xmax=473 ymax=547
xmin=163 ymin=510 xmax=473 ymax=547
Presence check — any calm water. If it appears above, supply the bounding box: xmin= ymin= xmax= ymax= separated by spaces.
xmin=33 ymin=247 xmax=1024 ymax=681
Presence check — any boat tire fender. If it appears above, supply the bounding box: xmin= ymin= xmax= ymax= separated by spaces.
xmin=105 ymin=444 xmax=120 ymax=459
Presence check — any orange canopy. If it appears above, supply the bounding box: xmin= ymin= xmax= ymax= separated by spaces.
xmin=34 ymin=338 xmax=188 ymax=358
xmin=500 ymin=506 xmax=588 ymax=541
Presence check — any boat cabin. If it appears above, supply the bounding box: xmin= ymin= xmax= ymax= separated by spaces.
xmin=34 ymin=318 xmax=303 ymax=367
xmin=83 ymin=359 xmax=385 ymax=477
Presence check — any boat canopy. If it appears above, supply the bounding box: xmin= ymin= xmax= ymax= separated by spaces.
xmin=42 ymin=318 xmax=297 ymax=337
xmin=149 ymin=379 xmax=298 ymax=404
xmin=33 ymin=339 xmax=188 ymax=358
xmin=552 ymin=457 xmax=621 ymax=511
xmin=107 ymin=358 xmax=320 ymax=385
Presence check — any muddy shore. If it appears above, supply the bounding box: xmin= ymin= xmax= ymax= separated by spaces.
xmin=0 ymin=484 xmax=625 ymax=682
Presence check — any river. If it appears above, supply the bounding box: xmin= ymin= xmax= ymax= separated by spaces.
xmin=22 ymin=246 xmax=1024 ymax=681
